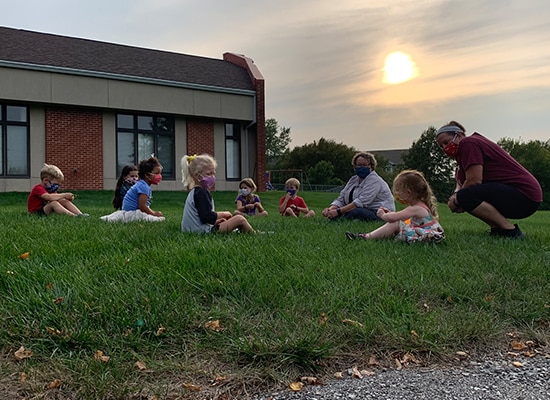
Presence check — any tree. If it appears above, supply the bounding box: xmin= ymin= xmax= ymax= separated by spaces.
xmin=402 ymin=126 xmax=455 ymax=202
xmin=278 ymin=138 xmax=356 ymax=185
xmin=498 ymin=138 xmax=550 ymax=210
xmin=265 ymin=118 xmax=291 ymax=168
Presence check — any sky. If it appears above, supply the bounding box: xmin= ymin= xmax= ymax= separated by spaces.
xmin=2 ymin=0 xmax=550 ymax=151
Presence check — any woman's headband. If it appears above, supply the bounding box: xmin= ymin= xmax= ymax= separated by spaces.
xmin=436 ymin=126 xmax=463 ymax=137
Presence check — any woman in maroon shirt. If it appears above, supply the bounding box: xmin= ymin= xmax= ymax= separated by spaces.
xmin=435 ymin=121 xmax=542 ymax=238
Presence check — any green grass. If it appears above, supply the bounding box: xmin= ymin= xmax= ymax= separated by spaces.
xmin=1 ymin=190 xmax=549 ymax=399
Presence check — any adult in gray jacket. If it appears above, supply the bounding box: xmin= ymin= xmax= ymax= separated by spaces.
xmin=322 ymin=152 xmax=395 ymax=221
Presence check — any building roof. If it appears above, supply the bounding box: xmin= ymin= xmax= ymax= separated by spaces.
xmin=0 ymin=26 xmax=255 ymax=91
xmin=371 ymin=149 xmax=408 ymax=165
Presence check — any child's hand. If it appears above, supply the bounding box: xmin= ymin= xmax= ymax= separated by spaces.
xmin=219 ymin=211 xmax=232 ymax=219
xmin=152 ymin=211 xmax=163 ymax=217
xmin=65 ymin=193 xmax=75 ymax=201
xmin=376 ymin=207 xmax=390 ymax=219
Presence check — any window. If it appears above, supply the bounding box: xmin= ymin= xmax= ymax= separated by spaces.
xmin=116 ymin=114 xmax=175 ymax=178
xmin=225 ymin=122 xmax=241 ymax=180
xmin=0 ymin=104 xmax=29 ymax=177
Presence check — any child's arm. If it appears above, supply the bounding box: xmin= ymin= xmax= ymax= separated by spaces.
xmin=278 ymin=194 xmax=291 ymax=214
xmin=377 ymin=205 xmax=428 ymax=223
xmin=138 ymin=193 xmax=163 ymax=217
xmin=42 ymin=192 xmax=75 ymax=202
xmin=294 ymin=197 xmax=309 ymax=214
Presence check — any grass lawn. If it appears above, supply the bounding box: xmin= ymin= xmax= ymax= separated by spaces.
xmin=1 ymin=189 xmax=549 ymax=399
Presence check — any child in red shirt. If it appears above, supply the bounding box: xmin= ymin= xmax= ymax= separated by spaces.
xmin=27 ymin=163 xmax=88 ymax=217
xmin=279 ymin=177 xmax=315 ymax=218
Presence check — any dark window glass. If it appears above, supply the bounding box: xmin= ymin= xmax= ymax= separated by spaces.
xmin=116 ymin=113 xmax=175 ymax=179
xmin=1 ymin=104 xmax=29 ymax=177
xmin=225 ymin=122 xmax=241 ymax=180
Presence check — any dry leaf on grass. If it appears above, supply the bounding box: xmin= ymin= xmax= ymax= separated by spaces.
xmin=289 ymin=382 xmax=303 ymax=391
xmin=456 ymin=351 xmax=469 ymax=357
xmin=135 ymin=361 xmax=147 ymax=371
xmin=52 ymin=297 xmax=64 ymax=305
xmin=334 ymin=371 xmax=344 ymax=379
xmin=94 ymin=350 xmax=110 ymax=363
xmin=350 ymin=366 xmax=363 ymax=379
xmin=155 ymin=326 xmax=166 ymax=336
xmin=342 ymin=319 xmax=364 ymax=328
xmin=20 ymin=372 xmax=27 ymax=382
xmin=18 ymin=252 xmax=29 ymax=259
xmin=300 ymin=376 xmax=321 ymax=385
xmin=14 ymin=346 xmax=33 ymax=361
xmin=319 ymin=312 xmax=328 ymax=325
xmin=183 ymin=383 xmax=201 ymax=391
xmin=204 ymin=320 xmax=224 ymax=332
xmin=46 ymin=379 xmax=62 ymax=389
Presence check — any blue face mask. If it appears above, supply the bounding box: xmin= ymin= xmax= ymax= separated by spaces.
xmin=241 ymin=188 xmax=251 ymax=196
xmin=286 ymin=188 xmax=296 ymax=196
xmin=46 ymin=181 xmax=60 ymax=193
xmin=355 ymin=166 xmax=371 ymax=179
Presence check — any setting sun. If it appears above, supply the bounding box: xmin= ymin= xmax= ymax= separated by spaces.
xmin=383 ymin=51 xmax=418 ymax=84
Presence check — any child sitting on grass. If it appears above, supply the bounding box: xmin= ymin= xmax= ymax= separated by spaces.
xmin=27 ymin=163 xmax=89 ymax=217
xmin=346 ymin=170 xmax=445 ymax=243
xmin=112 ymin=164 xmax=139 ymax=210
xmin=279 ymin=177 xmax=315 ymax=218
xmin=181 ymin=154 xmax=256 ymax=233
xmin=234 ymin=178 xmax=268 ymax=217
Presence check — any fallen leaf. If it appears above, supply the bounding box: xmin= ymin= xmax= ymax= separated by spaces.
xmin=300 ymin=376 xmax=319 ymax=385
xmin=14 ymin=346 xmax=33 ymax=361
xmin=368 ymin=355 xmax=379 ymax=366
xmin=512 ymin=361 xmax=523 ymax=368
xmin=155 ymin=326 xmax=166 ymax=336
xmin=423 ymin=303 xmax=430 ymax=311
xmin=351 ymin=366 xmax=363 ymax=379
xmin=510 ymin=340 xmax=527 ymax=351
xmin=334 ymin=372 xmax=344 ymax=379
xmin=456 ymin=351 xmax=469 ymax=357
xmin=342 ymin=319 xmax=364 ymax=328
xmin=183 ymin=383 xmax=201 ymax=391
xmin=46 ymin=327 xmax=62 ymax=336
xmin=319 ymin=312 xmax=328 ymax=325
xmin=411 ymin=330 xmax=419 ymax=338
xmin=289 ymin=382 xmax=303 ymax=391
xmin=20 ymin=372 xmax=27 ymax=382
xmin=507 ymin=351 xmax=520 ymax=357
xmin=53 ymin=297 xmax=64 ymax=305
xmin=204 ymin=320 xmax=224 ymax=332
xmin=94 ymin=350 xmax=110 ymax=363
xmin=360 ymin=369 xmax=375 ymax=377
xmin=18 ymin=252 xmax=29 ymax=259
xmin=45 ymin=283 xmax=54 ymax=290
xmin=394 ymin=358 xmax=402 ymax=369
xmin=523 ymin=351 xmax=536 ymax=358
xmin=135 ymin=361 xmax=147 ymax=371
xmin=46 ymin=379 xmax=62 ymax=389
xmin=484 ymin=295 xmax=494 ymax=302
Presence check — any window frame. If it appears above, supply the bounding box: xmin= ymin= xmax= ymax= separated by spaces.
xmin=115 ymin=113 xmax=175 ymax=179
xmin=225 ymin=122 xmax=241 ymax=181
xmin=0 ymin=103 xmax=30 ymax=178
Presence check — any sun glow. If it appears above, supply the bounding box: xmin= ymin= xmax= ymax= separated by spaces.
xmin=383 ymin=51 xmax=418 ymax=84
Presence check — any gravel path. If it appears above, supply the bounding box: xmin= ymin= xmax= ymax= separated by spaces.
xmin=254 ymin=354 xmax=550 ymax=400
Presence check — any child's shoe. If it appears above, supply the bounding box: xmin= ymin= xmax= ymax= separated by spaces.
xmin=77 ymin=213 xmax=90 ymax=218
xmin=345 ymin=231 xmax=357 ymax=240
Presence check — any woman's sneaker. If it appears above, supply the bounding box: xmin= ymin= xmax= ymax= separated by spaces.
xmin=496 ymin=224 xmax=525 ymax=239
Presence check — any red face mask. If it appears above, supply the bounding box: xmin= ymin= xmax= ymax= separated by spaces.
xmin=149 ymin=173 xmax=162 ymax=185
xmin=443 ymin=135 xmax=460 ymax=158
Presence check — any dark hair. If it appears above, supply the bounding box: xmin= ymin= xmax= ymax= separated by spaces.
xmin=112 ymin=165 xmax=138 ymax=209
xmin=138 ymin=157 xmax=162 ymax=179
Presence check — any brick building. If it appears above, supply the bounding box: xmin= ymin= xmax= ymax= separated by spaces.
xmin=0 ymin=26 xmax=266 ymax=192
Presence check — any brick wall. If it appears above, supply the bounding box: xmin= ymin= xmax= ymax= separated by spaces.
xmin=45 ymin=107 xmax=103 ymax=190
xmin=187 ymin=119 xmax=215 ymax=156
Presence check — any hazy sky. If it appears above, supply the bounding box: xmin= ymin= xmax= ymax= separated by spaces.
xmin=2 ymin=0 xmax=550 ymax=150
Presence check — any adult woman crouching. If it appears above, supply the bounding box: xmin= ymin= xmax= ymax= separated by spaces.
xmin=435 ymin=121 xmax=542 ymax=238
xmin=322 ymin=152 xmax=395 ymax=221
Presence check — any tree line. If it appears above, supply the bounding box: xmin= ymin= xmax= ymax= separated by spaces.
xmin=266 ymin=118 xmax=550 ymax=209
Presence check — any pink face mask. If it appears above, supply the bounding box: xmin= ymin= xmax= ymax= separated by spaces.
xmin=149 ymin=173 xmax=162 ymax=185
xmin=200 ymin=175 xmax=216 ymax=190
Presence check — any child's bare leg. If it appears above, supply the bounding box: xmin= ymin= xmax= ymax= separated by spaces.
xmin=304 ymin=210 xmax=315 ymax=218
xmin=58 ymin=198 xmax=83 ymax=215
xmin=44 ymin=201 xmax=77 ymax=216
xmin=218 ymin=215 xmax=255 ymax=233
xmin=362 ymin=221 xmax=399 ymax=239
xmin=284 ymin=208 xmax=297 ymax=217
